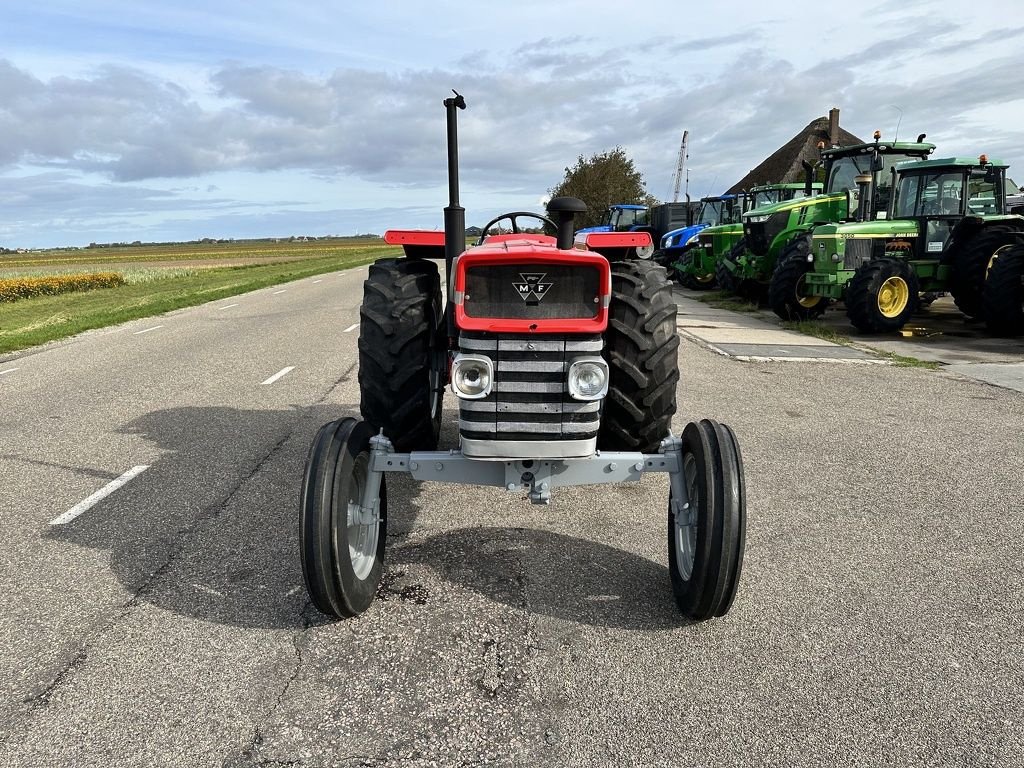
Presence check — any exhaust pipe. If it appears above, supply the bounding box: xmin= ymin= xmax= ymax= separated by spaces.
xmin=443 ymin=90 xmax=466 ymax=337
xmin=855 ymin=173 xmax=873 ymax=221
xmin=802 ymin=160 xmax=815 ymax=197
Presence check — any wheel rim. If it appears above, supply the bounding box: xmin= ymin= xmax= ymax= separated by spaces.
xmin=877 ymin=276 xmax=910 ymax=318
xmin=795 ymin=273 xmax=822 ymax=308
xmin=345 ymin=453 xmax=378 ymax=580
xmin=674 ymin=454 xmax=699 ymax=582
xmin=636 ymin=243 xmax=655 ymax=259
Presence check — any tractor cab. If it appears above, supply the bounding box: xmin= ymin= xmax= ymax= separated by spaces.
xmin=889 ymin=157 xmax=1008 ymax=258
xmin=575 ymin=204 xmax=649 ymax=237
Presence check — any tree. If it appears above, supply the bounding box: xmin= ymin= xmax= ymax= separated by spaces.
xmin=548 ymin=147 xmax=658 ymax=230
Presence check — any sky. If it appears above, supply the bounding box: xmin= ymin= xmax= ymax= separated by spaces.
xmin=1 ymin=0 xmax=1023 ymax=248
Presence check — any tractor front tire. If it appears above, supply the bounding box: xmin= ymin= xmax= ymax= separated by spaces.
xmin=599 ymin=260 xmax=679 ymax=453
xmin=359 ymin=258 xmax=444 ymax=451
xmin=952 ymin=226 xmax=1023 ymax=318
xmin=768 ymin=239 xmax=831 ymax=320
xmin=715 ymin=238 xmax=747 ymax=295
xmin=846 ymin=258 xmax=920 ymax=333
xmin=669 ymin=419 xmax=746 ymax=620
xmin=300 ymin=418 xmax=387 ymax=619
xmin=984 ymin=243 xmax=1024 ymax=336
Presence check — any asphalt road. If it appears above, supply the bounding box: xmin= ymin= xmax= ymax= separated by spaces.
xmin=0 ymin=265 xmax=1022 ymax=767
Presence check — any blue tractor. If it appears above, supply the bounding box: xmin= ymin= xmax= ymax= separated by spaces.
xmin=576 ymin=203 xmax=690 ymax=259
xmin=653 ymin=194 xmax=744 ymax=275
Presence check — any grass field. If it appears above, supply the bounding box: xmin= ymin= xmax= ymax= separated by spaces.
xmin=0 ymin=238 xmax=396 ymax=354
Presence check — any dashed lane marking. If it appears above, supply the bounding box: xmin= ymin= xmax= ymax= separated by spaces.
xmin=50 ymin=465 xmax=150 ymax=526
xmin=344 ymin=323 xmax=359 ymax=333
xmin=0 ymin=367 xmax=19 ymax=376
xmin=313 ymin=279 xmax=323 ymax=283
xmin=273 ymin=290 xmax=287 ymax=295
xmin=261 ymin=366 xmax=296 ymax=385
xmin=219 ymin=303 xmax=239 ymax=310
xmin=133 ymin=325 xmax=163 ymax=335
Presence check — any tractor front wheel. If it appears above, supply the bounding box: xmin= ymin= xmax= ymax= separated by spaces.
xmin=984 ymin=243 xmax=1024 ymax=336
xmin=669 ymin=419 xmax=746 ymax=620
xmin=359 ymin=258 xmax=444 ymax=451
xmin=768 ymin=239 xmax=831 ymax=320
xmin=715 ymin=239 xmax=745 ymax=295
xmin=846 ymin=258 xmax=920 ymax=333
xmin=300 ymin=418 xmax=387 ymax=619
xmin=599 ymin=260 xmax=679 ymax=453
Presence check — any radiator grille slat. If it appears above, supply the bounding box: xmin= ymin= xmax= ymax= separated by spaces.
xmin=458 ymin=332 xmax=603 ymax=442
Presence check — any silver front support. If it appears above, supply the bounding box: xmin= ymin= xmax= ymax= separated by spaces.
xmin=366 ymin=433 xmax=686 ymax=506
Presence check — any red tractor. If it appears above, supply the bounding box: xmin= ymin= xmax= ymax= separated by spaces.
xmin=299 ymin=92 xmax=746 ymax=621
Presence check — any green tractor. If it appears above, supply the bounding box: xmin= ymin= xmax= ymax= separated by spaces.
xmin=654 ymin=194 xmax=746 ymax=288
xmin=799 ymin=155 xmax=1024 ymax=333
xmin=715 ymin=135 xmax=936 ymax=311
xmin=682 ymin=182 xmax=823 ymax=289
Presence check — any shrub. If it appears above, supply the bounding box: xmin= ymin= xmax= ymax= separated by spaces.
xmin=0 ymin=272 xmax=125 ymax=303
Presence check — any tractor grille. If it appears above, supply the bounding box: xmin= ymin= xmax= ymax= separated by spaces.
xmin=457 ymin=332 xmax=603 ymax=444
xmin=463 ymin=263 xmax=601 ymax=320
xmin=843 ymin=239 xmax=875 ymax=270
xmin=744 ymin=211 xmax=788 ymax=256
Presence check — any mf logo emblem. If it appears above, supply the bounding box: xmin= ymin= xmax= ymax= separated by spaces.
xmin=513 ymin=272 xmax=553 ymax=302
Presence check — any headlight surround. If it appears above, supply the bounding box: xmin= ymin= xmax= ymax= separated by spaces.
xmin=685 ymin=233 xmax=699 ymax=246
xmin=567 ymin=357 xmax=609 ymax=401
xmin=747 ymin=214 xmax=771 ymax=223
xmin=450 ymin=354 xmax=493 ymax=399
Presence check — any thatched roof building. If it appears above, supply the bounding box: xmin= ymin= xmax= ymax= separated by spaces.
xmin=727 ymin=108 xmax=863 ymax=193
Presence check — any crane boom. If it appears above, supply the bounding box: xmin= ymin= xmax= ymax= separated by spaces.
xmin=672 ymin=130 xmax=688 ymax=203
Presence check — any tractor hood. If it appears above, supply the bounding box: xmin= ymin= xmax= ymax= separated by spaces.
xmin=661 ymin=223 xmax=707 ymax=248
xmin=743 ymin=191 xmax=846 ymax=222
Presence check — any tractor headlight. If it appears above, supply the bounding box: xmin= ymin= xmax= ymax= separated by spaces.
xmin=567 ymin=357 xmax=609 ymax=401
xmin=747 ymin=214 xmax=770 ymax=223
xmin=451 ymin=354 xmax=493 ymax=399
xmin=685 ymin=233 xmax=699 ymax=246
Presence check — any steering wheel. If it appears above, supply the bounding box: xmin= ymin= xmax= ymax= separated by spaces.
xmin=476 ymin=211 xmax=557 ymax=245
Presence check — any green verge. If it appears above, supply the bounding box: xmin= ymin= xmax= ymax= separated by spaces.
xmin=0 ymin=248 xmax=389 ymax=355
xmin=781 ymin=320 xmax=940 ymax=369
xmin=692 ymin=291 xmax=760 ymax=313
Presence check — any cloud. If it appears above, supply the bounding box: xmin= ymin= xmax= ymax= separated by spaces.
xmin=671 ymin=32 xmax=756 ymax=53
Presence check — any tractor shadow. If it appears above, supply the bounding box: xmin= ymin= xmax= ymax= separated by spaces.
xmin=44 ymin=402 xmax=430 ymax=630
xmin=392 ymin=526 xmax=690 ymax=631
xmin=43 ymin=403 xmax=682 ymax=631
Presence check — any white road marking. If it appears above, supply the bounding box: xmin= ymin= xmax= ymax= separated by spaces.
xmin=285 ymin=586 xmax=302 ymax=597
xmin=273 ymin=289 xmax=286 ymax=295
xmin=134 ymin=325 xmax=164 ymax=335
xmin=0 ymin=367 xmax=19 ymax=376
xmin=219 ymin=303 xmax=239 ymax=310
xmin=343 ymin=323 xmax=359 ymax=333
xmin=313 ymin=279 xmax=322 ymax=284
xmin=50 ymin=465 xmax=150 ymax=526
xmin=261 ymin=366 xmax=295 ymax=385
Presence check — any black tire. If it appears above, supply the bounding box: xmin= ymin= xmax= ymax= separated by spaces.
xmin=846 ymin=258 xmax=920 ymax=333
xmin=669 ymin=419 xmax=746 ymax=620
xmin=599 ymin=260 xmax=679 ymax=453
xmin=952 ymin=226 xmax=1023 ymax=318
xmin=300 ymin=418 xmax=387 ymax=619
xmin=984 ymin=242 xmax=1024 ymax=336
xmin=768 ymin=238 xmax=831 ymax=320
xmin=358 ymin=259 xmax=444 ymax=451
xmin=715 ymin=238 xmax=745 ymax=295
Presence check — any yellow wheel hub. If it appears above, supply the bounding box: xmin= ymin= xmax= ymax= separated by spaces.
xmin=795 ymin=275 xmax=822 ymax=308
xmin=877 ymin=276 xmax=910 ymax=318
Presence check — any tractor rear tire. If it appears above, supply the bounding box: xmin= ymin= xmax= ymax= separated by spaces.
xmin=599 ymin=260 xmax=679 ymax=453
xmin=768 ymin=239 xmax=831 ymax=320
xmin=952 ymin=226 xmax=1023 ymax=318
xmin=300 ymin=418 xmax=387 ymax=619
xmin=983 ymin=243 xmax=1024 ymax=336
xmin=846 ymin=258 xmax=920 ymax=333
xmin=359 ymin=259 xmax=444 ymax=452
xmin=669 ymin=419 xmax=746 ymax=620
